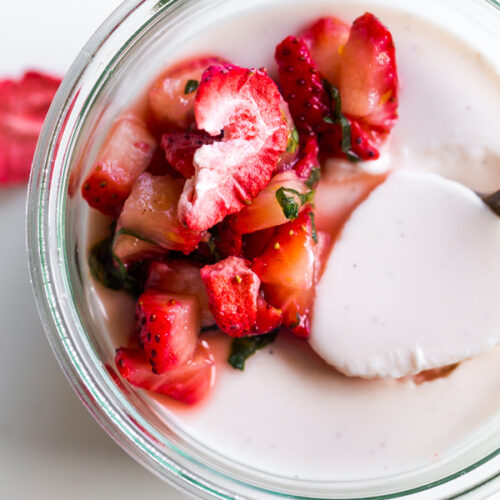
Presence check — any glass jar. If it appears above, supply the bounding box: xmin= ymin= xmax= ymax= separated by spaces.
xmin=27 ymin=0 xmax=500 ymax=497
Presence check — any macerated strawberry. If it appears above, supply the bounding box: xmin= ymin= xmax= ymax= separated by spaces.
xmin=275 ymin=36 xmax=331 ymax=134
xmin=243 ymin=227 xmax=276 ymax=260
xmin=255 ymin=294 xmax=282 ymax=334
xmin=178 ymin=64 xmax=288 ymax=231
xmin=200 ymin=256 xmax=261 ymax=337
xmin=277 ymin=96 xmax=299 ymax=170
xmin=252 ymin=208 xmax=316 ymax=290
xmin=231 ymin=170 xmax=311 ymax=234
xmin=339 ymin=12 xmax=398 ymax=131
xmin=118 ymin=172 xmax=207 ymax=254
xmin=115 ymin=342 xmax=215 ymax=404
xmin=82 ymin=114 xmax=157 ymax=216
xmin=146 ymin=260 xmax=214 ymax=328
xmin=0 ymin=71 xmax=61 ymax=185
xmin=301 ymin=16 xmax=350 ymax=86
xmin=149 ymin=55 xmax=227 ymax=131
xmin=314 ymin=170 xmax=387 ymax=238
xmin=161 ymin=131 xmax=216 ymax=179
xmin=136 ymin=289 xmax=200 ymax=374
xmin=262 ymin=229 xmax=330 ymax=338
xmin=212 ymin=219 xmax=244 ymax=258
xmin=293 ymin=135 xmax=320 ymax=180
xmin=112 ymin=232 xmax=165 ymax=266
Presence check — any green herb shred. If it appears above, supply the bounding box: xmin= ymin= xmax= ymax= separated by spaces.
xmin=184 ymin=79 xmax=199 ymax=94
xmin=228 ymin=332 xmax=278 ymax=370
xmin=275 ymin=187 xmax=315 ymax=220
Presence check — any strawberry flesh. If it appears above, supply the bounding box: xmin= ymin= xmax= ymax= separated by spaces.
xmin=200 ymin=256 xmax=261 ymax=337
xmin=115 ymin=342 xmax=215 ymax=404
xmin=0 ymin=71 xmax=61 ymax=185
xmin=82 ymin=114 xmax=157 ymax=216
xmin=178 ymin=64 xmax=288 ymax=231
xmin=136 ymin=289 xmax=200 ymax=374
xmin=293 ymin=134 xmax=320 ymax=180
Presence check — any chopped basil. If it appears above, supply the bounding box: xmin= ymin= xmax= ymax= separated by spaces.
xmin=184 ymin=79 xmax=199 ymax=94
xmin=481 ymin=190 xmax=500 ymax=217
xmin=306 ymin=167 xmax=321 ymax=189
xmin=228 ymin=332 xmax=278 ymax=370
xmin=285 ymin=127 xmax=300 ymax=154
xmin=275 ymin=187 xmax=314 ymax=220
xmin=308 ymin=211 xmax=318 ymax=243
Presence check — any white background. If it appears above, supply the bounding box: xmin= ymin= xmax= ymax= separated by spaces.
xmin=0 ymin=1 xmax=187 ymax=498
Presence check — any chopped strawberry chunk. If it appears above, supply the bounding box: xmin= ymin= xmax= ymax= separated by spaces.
xmin=231 ymin=170 xmax=310 ymax=234
xmin=149 ymin=55 xmax=227 ymax=131
xmin=145 ymin=260 xmax=214 ymax=328
xmin=115 ymin=342 xmax=215 ymax=404
xmin=339 ymin=12 xmax=398 ymax=131
xmin=82 ymin=114 xmax=157 ymax=216
xmin=112 ymin=232 xmax=165 ymax=266
xmin=301 ymin=16 xmax=350 ymax=86
xmin=136 ymin=290 xmax=200 ymax=374
xmin=118 ymin=172 xmax=207 ymax=254
xmin=212 ymin=219 xmax=244 ymax=258
xmin=252 ymin=208 xmax=316 ymax=290
xmin=161 ymin=131 xmax=216 ymax=179
xmin=200 ymin=256 xmax=261 ymax=337
xmin=293 ymin=135 xmax=320 ymax=180
xmin=255 ymin=294 xmax=282 ymax=334
xmin=178 ymin=64 xmax=288 ymax=231
xmin=0 ymin=71 xmax=61 ymax=185
xmin=275 ymin=36 xmax=331 ymax=134
xmin=243 ymin=227 xmax=276 ymax=260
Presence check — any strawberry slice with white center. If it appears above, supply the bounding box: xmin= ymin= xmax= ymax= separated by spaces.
xmin=178 ymin=64 xmax=288 ymax=231
xmin=82 ymin=114 xmax=157 ymax=216
xmin=339 ymin=12 xmax=398 ymax=131
xmin=301 ymin=16 xmax=350 ymax=86
xmin=115 ymin=341 xmax=215 ymax=405
xmin=136 ymin=289 xmax=200 ymax=374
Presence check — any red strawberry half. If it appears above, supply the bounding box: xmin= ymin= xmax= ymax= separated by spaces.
xmin=200 ymin=256 xmax=261 ymax=337
xmin=136 ymin=289 xmax=200 ymax=374
xmin=339 ymin=12 xmax=398 ymax=131
xmin=178 ymin=64 xmax=288 ymax=231
xmin=82 ymin=114 xmax=157 ymax=216
xmin=161 ymin=131 xmax=216 ymax=179
xmin=115 ymin=341 xmax=215 ymax=405
xmin=0 ymin=71 xmax=61 ymax=185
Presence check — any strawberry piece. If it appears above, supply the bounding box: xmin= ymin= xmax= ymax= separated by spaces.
xmin=149 ymin=55 xmax=227 ymax=131
xmin=161 ymin=131 xmax=216 ymax=179
xmin=252 ymin=208 xmax=316 ymax=290
xmin=118 ymin=173 xmax=206 ymax=254
xmin=212 ymin=220 xmax=244 ymax=258
xmin=112 ymin=232 xmax=165 ymax=266
xmin=314 ymin=170 xmax=387 ymax=238
xmin=178 ymin=64 xmax=288 ymax=231
xmin=136 ymin=289 xmax=200 ymax=374
xmin=300 ymin=16 xmax=350 ymax=86
xmin=277 ymin=97 xmax=299 ymax=170
xmin=115 ymin=342 xmax=215 ymax=404
xmin=0 ymin=71 xmax=61 ymax=185
xmin=339 ymin=12 xmax=398 ymax=131
xmin=200 ymin=256 xmax=261 ymax=337
xmin=275 ymin=36 xmax=331 ymax=134
xmin=293 ymin=135 xmax=319 ymax=180
xmin=262 ymin=229 xmax=330 ymax=338
xmin=82 ymin=114 xmax=157 ymax=216
xmin=243 ymin=227 xmax=276 ymax=260
xmin=145 ymin=260 xmax=214 ymax=328
xmin=231 ymin=171 xmax=310 ymax=234
xmin=255 ymin=294 xmax=282 ymax=334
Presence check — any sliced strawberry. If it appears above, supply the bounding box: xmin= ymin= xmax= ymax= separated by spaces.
xmin=314 ymin=169 xmax=387 ymax=238
xmin=0 ymin=71 xmax=61 ymax=185
xmin=339 ymin=12 xmax=398 ymax=131
xmin=145 ymin=260 xmax=214 ymax=328
xmin=118 ymin=172 xmax=207 ymax=254
xmin=293 ymin=134 xmax=319 ymax=180
xmin=262 ymin=229 xmax=330 ymax=338
xmin=82 ymin=114 xmax=157 ymax=216
xmin=161 ymin=131 xmax=216 ymax=179
xmin=112 ymin=232 xmax=165 ymax=266
xmin=252 ymin=208 xmax=316 ymax=290
xmin=212 ymin=219 xmax=244 ymax=258
xmin=115 ymin=342 xmax=215 ymax=404
xmin=255 ymin=294 xmax=282 ymax=334
xmin=275 ymin=36 xmax=331 ymax=134
xmin=231 ymin=171 xmax=310 ymax=234
xmin=178 ymin=64 xmax=288 ymax=231
xmin=243 ymin=227 xmax=276 ymax=260
xmin=300 ymin=16 xmax=350 ymax=86
xmin=149 ymin=55 xmax=227 ymax=131
xmin=200 ymin=256 xmax=260 ymax=337
xmin=136 ymin=289 xmax=200 ymax=374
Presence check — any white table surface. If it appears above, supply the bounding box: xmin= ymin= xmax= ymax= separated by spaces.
xmin=0 ymin=1 xmax=188 ymax=498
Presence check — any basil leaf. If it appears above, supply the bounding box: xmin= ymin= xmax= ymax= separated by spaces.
xmin=184 ymin=79 xmax=199 ymax=94
xmin=285 ymin=127 xmax=300 ymax=154
xmin=306 ymin=167 xmax=321 ymax=188
xmin=308 ymin=211 xmax=318 ymax=243
xmin=228 ymin=332 xmax=278 ymax=370
xmin=328 ymin=84 xmax=342 ymax=120
xmin=276 ymin=187 xmax=314 ymax=220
